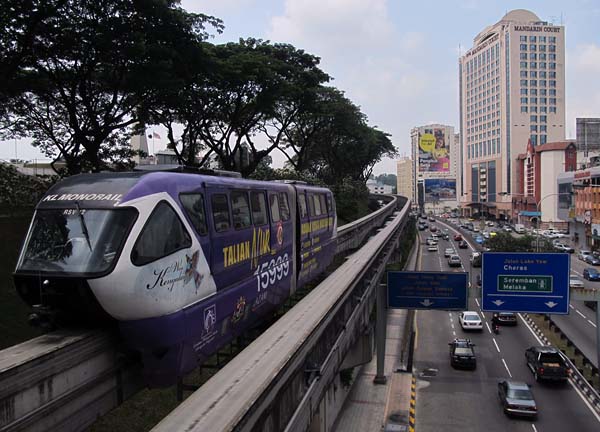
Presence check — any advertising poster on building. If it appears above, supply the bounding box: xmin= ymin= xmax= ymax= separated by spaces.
xmin=419 ymin=128 xmax=450 ymax=172
xmin=424 ymin=179 xmax=456 ymax=201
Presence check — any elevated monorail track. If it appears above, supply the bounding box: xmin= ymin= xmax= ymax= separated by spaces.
xmin=0 ymin=194 xmax=402 ymax=432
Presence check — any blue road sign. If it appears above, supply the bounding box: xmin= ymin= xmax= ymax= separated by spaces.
xmin=481 ymin=252 xmax=570 ymax=314
xmin=388 ymin=271 xmax=468 ymax=310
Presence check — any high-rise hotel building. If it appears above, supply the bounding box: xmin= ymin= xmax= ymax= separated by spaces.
xmin=459 ymin=9 xmax=565 ymax=220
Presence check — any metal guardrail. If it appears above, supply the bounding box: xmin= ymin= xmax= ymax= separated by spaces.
xmin=0 ymin=194 xmax=401 ymax=432
xmin=152 ymin=197 xmax=411 ymax=431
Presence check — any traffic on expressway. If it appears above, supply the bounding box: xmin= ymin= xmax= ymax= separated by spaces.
xmin=412 ymin=218 xmax=600 ymax=432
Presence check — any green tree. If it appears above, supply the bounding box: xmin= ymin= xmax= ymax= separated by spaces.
xmin=1 ymin=0 xmax=222 ymax=174
xmin=486 ymin=232 xmax=555 ymax=252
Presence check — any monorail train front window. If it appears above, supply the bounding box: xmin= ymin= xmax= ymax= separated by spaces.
xmin=17 ymin=208 xmax=137 ymax=274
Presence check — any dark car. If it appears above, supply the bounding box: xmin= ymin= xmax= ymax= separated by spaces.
xmin=458 ymin=240 xmax=468 ymax=249
xmin=418 ymin=224 xmax=426 ymax=231
xmin=496 ymin=312 xmax=517 ymax=326
xmin=430 ymin=226 xmax=438 ymax=232
xmin=429 ymin=216 xmax=435 ymax=222
xmin=449 ymin=338 xmax=476 ymax=369
xmin=525 ymin=346 xmax=570 ymax=382
xmin=497 ymin=380 xmax=537 ymax=418
xmin=583 ymin=267 xmax=600 ymax=281
xmin=454 ymin=234 xmax=463 ymax=241
xmin=584 ymin=254 xmax=600 ymax=266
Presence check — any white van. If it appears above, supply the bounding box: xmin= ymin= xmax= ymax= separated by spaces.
xmin=514 ymin=224 xmax=526 ymax=234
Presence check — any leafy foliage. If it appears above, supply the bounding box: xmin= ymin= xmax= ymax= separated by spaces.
xmin=485 ymin=232 xmax=555 ymax=253
xmin=0 ymin=163 xmax=56 ymax=211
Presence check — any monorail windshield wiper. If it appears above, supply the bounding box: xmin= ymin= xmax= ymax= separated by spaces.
xmin=75 ymin=201 xmax=92 ymax=251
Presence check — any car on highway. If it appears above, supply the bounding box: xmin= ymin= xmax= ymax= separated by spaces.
xmin=418 ymin=223 xmax=426 ymax=231
xmin=486 ymin=221 xmax=495 ymax=227
xmin=448 ymin=254 xmax=462 ymax=267
xmin=496 ymin=312 xmax=517 ymax=326
xmin=448 ymin=338 xmax=476 ymax=369
xmin=429 ymin=216 xmax=435 ymax=221
xmin=470 ymin=252 xmax=481 ymax=267
xmin=454 ymin=234 xmax=463 ymax=241
xmin=583 ymin=267 xmax=600 ymax=281
xmin=578 ymin=250 xmax=592 ymax=261
xmin=497 ymin=380 xmax=537 ymax=418
xmin=458 ymin=311 xmax=482 ymax=331
xmin=503 ymin=225 xmax=513 ymax=232
xmin=426 ymin=238 xmax=438 ymax=245
xmin=458 ymin=240 xmax=468 ymax=249
xmin=525 ymin=346 xmax=570 ymax=382
xmin=569 ymin=275 xmax=584 ymax=289
xmin=482 ymin=231 xmax=490 ymax=239
xmin=444 ymin=247 xmax=455 ymax=257
xmin=553 ymin=243 xmax=574 ymax=253
xmin=430 ymin=226 xmax=438 ymax=232
xmin=427 ymin=244 xmax=438 ymax=252
xmin=584 ymin=254 xmax=600 ymax=265
xmin=472 ymin=226 xmax=480 ymax=233
xmin=474 ymin=235 xmax=484 ymax=244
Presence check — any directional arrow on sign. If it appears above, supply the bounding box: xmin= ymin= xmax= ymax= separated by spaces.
xmin=420 ymin=299 xmax=434 ymax=307
xmin=493 ymin=300 xmax=505 ymax=307
xmin=545 ymin=301 xmax=558 ymax=308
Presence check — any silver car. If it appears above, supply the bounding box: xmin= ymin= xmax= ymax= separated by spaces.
xmin=569 ymin=275 xmax=584 ymax=289
xmin=498 ymin=380 xmax=537 ymax=418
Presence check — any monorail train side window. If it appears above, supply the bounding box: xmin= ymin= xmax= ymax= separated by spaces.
xmin=212 ymin=194 xmax=231 ymax=232
xmin=250 ymin=191 xmax=268 ymax=226
xmin=132 ymin=201 xmax=191 ymax=266
xmin=307 ymin=193 xmax=315 ymax=216
xmin=313 ymin=194 xmax=322 ymax=216
xmin=180 ymin=194 xmax=207 ymax=235
xmin=279 ymin=192 xmax=290 ymax=221
xmin=269 ymin=193 xmax=281 ymax=222
xmin=298 ymin=193 xmax=308 ymax=219
xmin=231 ymin=191 xmax=251 ymax=230
xmin=319 ymin=194 xmax=327 ymax=216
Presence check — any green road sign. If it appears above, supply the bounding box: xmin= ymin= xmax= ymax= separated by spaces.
xmin=497 ymin=275 xmax=552 ymax=293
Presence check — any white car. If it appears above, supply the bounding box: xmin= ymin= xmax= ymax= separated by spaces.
xmin=578 ymin=250 xmax=592 ymax=261
xmin=459 ymin=311 xmax=483 ymax=331
xmin=427 ymin=244 xmax=438 ymax=252
xmin=444 ymin=248 xmax=454 ymax=257
xmin=569 ymin=275 xmax=584 ymax=289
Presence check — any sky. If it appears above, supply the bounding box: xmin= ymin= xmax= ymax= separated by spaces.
xmin=2 ymin=0 xmax=600 ymax=175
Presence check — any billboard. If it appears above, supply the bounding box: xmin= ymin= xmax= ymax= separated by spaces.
xmin=424 ymin=179 xmax=456 ymax=201
xmin=418 ymin=128 xmax=450 ymax=172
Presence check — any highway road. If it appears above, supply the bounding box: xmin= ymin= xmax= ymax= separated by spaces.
xmin=445 ymin=218 xmax=598 ymax=368
xmin=413 ymin=221 xmax=600 ymax=432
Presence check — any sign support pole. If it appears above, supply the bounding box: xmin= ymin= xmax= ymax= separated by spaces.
xmin=374 ymin=283 xmax=387 ymax=384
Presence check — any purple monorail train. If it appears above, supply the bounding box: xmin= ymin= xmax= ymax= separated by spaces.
xmin=13 ymin=169 xmax=337 ymax=386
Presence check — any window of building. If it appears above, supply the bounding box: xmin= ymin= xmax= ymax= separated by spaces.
xmin=530 ymin=88 xmax=537 ymax=96
xmin=530 ymin=115 xmax=538 ymax=122
xmin=520 ymin=61 xmax=527 ymax=69
xmin=520 ymin=35 xmax=527 ymax=42
xmin=520 ymin=53 xmax=527 ymax=60
xmin=540 ymin=125 xmax=547 ymax=132
xmin=520 ymin=70 xmax=528 ymax=78
xmin=520 ymin=97 xmax=528 ymax=104
xmin=520 ymin=43 xmax=527 ymax=50
xmin=540 ymin=97 xmax=547 ymax=104
xmin=531 ymin=97 xmax=538 ymax=104
xmin=250 ymin=191 xmax=269 ymax=225
xmin=530 ymin=134 xmax=538 ymax=145
xmin=539 ymin=71 xmax=546 ymax=78
xmin=539 ymin=36 xmax=546 ymax=43
xmin=540 ymin=106 xmax=547 ymax=113
xmin=530 ymin=71 xmax=537 ymax=78
xmin=549 ymin=44 xmax=556 ymax=52
xmin=539 ymin=62 xmax=547 ymax=69
xmin=530 ymin=105 xmax=537 ymax=113
xmin=550 ymin=80 xmax=556 ymax=87
xmin=550 ymin=98 xmax=557 ymax=105
xmin=549 ymin=53 xmax=556 ymax=60
xmin=539 ymin=44 xmax=546 ymax=52
xmin=520 ymin=88 xmax=528 ymax=95
xmin=540 ymin=115 xmax=547 ymax=122
xmin=530 ymin=80 xmax=537 ymax=86
xmin=540 ymin=80 xmax=547 ymax=87
xmin=180 ymin=194 xmax=207 ymax=236
xmin=539 ymin=53 xmax=546 ymax=60
xmin=530 ymin=61 xmax=537 ymax=68
xmin=549 ymin=62 xmax=556 ymax=69
xmin=550 ymin=106 xmax=557 ymax=113
xmin=541 ymin=135 xmax=547 ymax=145
xmin=549 ymin=71 xmax=556 ymax=78
xmin=530 ymin=36 xmax=536 ymax=42
xmin=549 ymin=89 xmax=556 ymax=96
xmin=540 ymin=89 xmax=546 ymax=96
xmin=530 ymin=44 xmax=537 ymax=51
xmin=132 ymin=202 xmax=192 ymax=266
xmin=529 ymin=53 xmax=537 ymax=60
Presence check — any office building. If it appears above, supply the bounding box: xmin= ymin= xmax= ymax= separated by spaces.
xmin=459 ymin=9 xmax=566 ymax=219
xmin=410 ymin=124 xmax=458 ymax=214
xmin=396 ymin=157 xmax=414 ymax=203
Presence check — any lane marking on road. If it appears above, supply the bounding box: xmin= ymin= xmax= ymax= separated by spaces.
xmin=531 ymin=424 xmax=538 ymax=432
xmin=588 ymin=319 xmax=597 ymax=328
xmin=502 ymin=358 xmax=513 ymax=378
xmin=576 ymin=310 xmax=587 ymax=319
xmin=452 ymin=330 xmax=456 ymax=337
xmin=492 ymin=338 xmax=500 ymax=353
xmin=569 ymin=304 xmax=574 ymax=310
xmin=480 ymin=311 xmax=486 ymax=319
xmin=485 ymin=322 xmax=492 ymax=334
xmin=475 ymin=298 xmax=480 ymax=308
xmin=519 ymin=313 xmax=600 ymax=423
xmin=450 ymin=323 xmax=455 ymax=329
xmin=448 ymin=312 xmax=452 ymax=317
